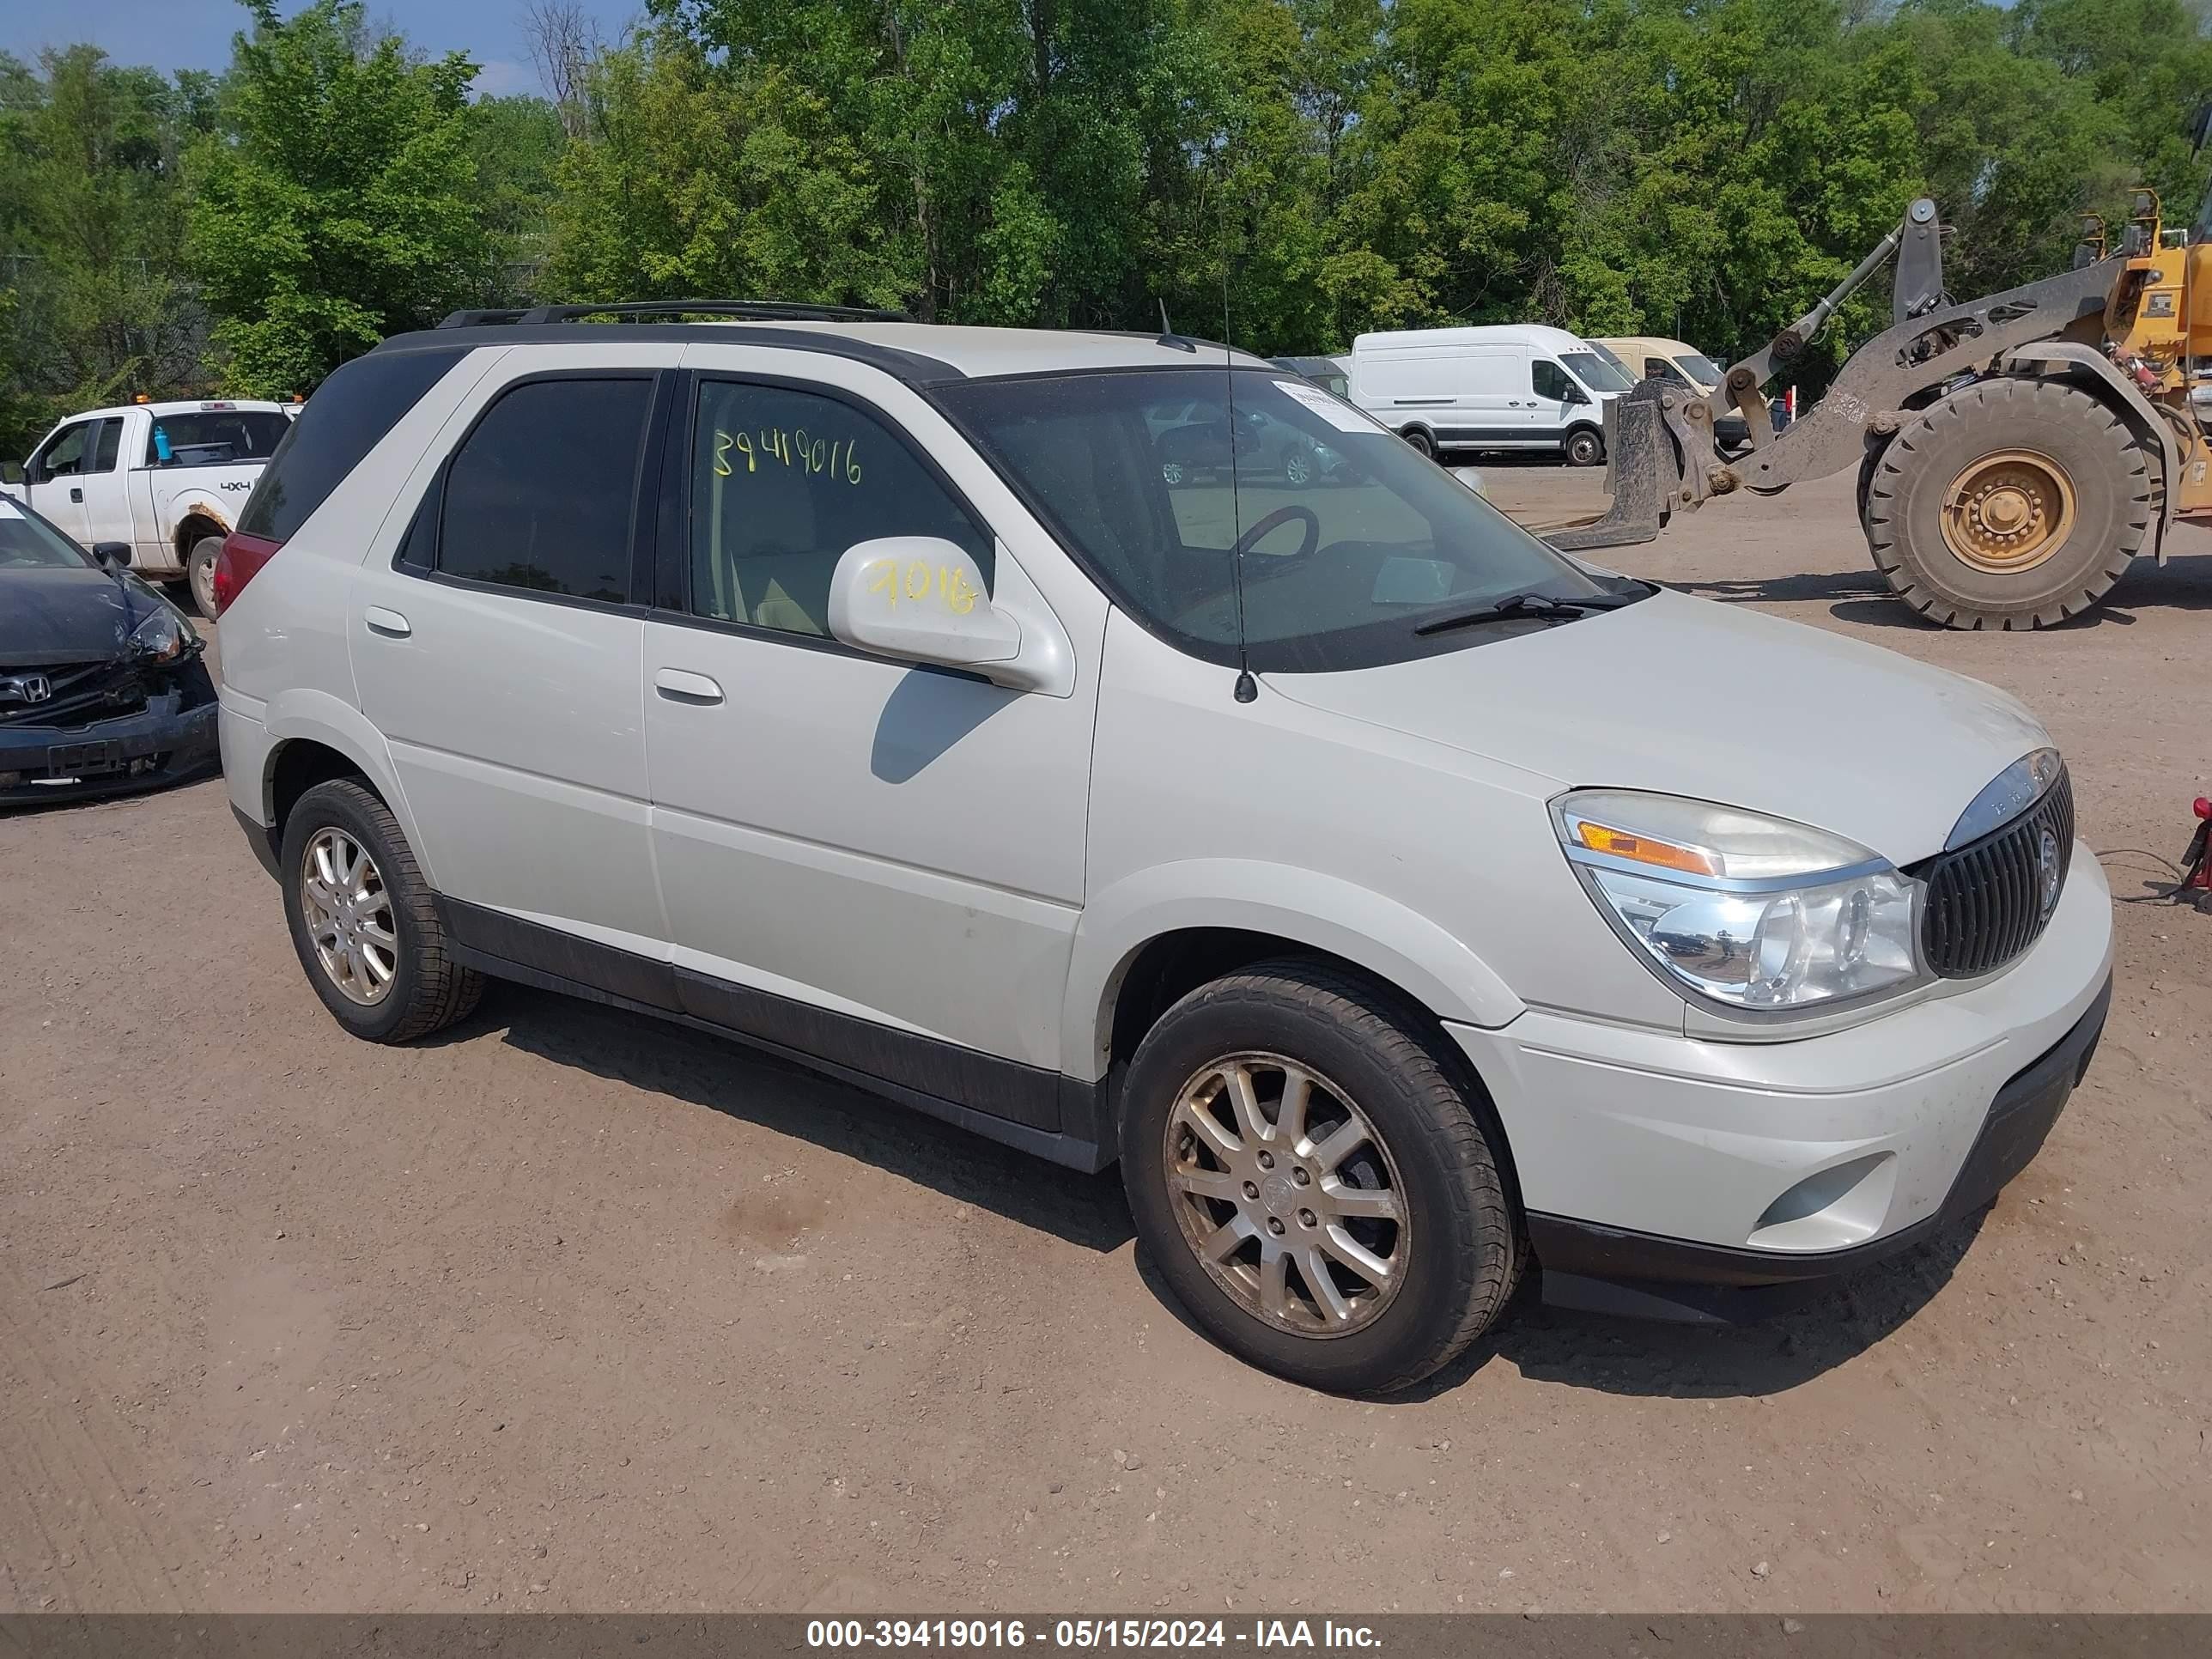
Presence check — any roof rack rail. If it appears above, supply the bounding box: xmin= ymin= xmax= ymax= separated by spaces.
xmin=435 ymin=300 xmax=911 ymax=328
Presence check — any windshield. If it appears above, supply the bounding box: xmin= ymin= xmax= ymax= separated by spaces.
xmin=1679 ymin=353 xmax=1723 ymax=387
xmin=1562 ymin=350 xmax=1635 ymax=394
xmin=938 ymin=368 xmax=1631 ymax=672
xmin=0 ymin=499 xmax=91 ymax=568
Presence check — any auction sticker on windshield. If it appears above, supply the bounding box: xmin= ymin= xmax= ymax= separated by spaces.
xmin=1272 ymin=379 xmax=1383 ymax=434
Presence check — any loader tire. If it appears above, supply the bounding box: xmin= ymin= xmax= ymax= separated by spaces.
xmin=1855 ymin=437 xmax=1891 ymax=542
xmin=1864 ymin=376 xmax=2150 ymax=629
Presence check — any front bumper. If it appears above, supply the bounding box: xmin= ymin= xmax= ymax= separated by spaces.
xmin=1450 ymin=845 xmax=2114 ymax=1322
xmin=0 ymin=680 xmax=219 ymax=805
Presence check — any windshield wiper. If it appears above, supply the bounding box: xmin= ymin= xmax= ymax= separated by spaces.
xmin=1413 ymin=585 xmax=1649 ymax=636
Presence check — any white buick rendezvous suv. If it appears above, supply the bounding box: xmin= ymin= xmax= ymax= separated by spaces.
xmin=216 ymin=302 xmax=2112 ymax=1393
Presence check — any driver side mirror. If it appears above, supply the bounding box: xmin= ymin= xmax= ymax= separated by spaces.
xmin=1563 ymin=384 xmax=1591 ymax=405
xmin=91 ymin=541 xmax=133 ymax=568
xmin=0 ymin=460 xmax=22 ymax=487
xmin=829 ymin=537 xmax=1052 ymax=690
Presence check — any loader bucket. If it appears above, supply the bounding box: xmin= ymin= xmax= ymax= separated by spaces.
xmin=1546 ymin=380 xmax=1681 ymax=553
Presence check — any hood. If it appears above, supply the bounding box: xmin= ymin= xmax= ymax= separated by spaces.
xmin=0 ymin=563 xmax=149 ymax=668
xmin=1267 ymin=589 xmax=2050 ymax=865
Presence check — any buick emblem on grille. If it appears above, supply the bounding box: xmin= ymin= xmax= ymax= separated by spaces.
xmin=4 ymin=673 xmax=52 ymax=704
xmin=2037 ymin=826 xmax=2063 ymax=918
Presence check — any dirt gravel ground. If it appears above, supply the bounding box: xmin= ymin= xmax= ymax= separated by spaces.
xmin=3 ymin=467 xmax=2209 ymax=1616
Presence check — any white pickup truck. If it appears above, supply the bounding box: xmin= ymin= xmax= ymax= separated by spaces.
xmin=9 ymin=399 xmax=296 ymax=617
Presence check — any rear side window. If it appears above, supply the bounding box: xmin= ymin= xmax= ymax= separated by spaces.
xmin=437 ymin=377 xmax=651 ymax=604
xmin=147 ymin=409 xmax=290 ymax=467
xmin=239 ymin=348 xmax=467 ymax=544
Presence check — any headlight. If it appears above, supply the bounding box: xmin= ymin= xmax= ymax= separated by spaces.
xmin=130 ymin=605 xmax=194 ymax=663
xmin=1553 ymin=790 xmax=1922 ymax=1012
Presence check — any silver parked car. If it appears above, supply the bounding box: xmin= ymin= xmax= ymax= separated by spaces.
xmin=217 ymin=306 xmax=2112 ymax=1393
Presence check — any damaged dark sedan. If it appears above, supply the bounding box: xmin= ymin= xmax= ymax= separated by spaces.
xmin=0 ymin=491 xmax=217 ymax=806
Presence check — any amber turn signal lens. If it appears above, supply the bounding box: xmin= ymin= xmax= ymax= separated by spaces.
xmin=1572 ymin=820 xmax=1720 ymax=878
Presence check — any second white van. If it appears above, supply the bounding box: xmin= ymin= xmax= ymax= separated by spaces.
xmin=1349 ymin=325 xmax=1635 ymax=465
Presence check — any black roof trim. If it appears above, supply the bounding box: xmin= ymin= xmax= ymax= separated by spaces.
xmin=439 ymin=300 xmax=908 ymax=326
xmin=369 ymin=322 xmax=967 ymax=386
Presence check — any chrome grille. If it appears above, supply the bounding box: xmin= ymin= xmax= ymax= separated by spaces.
xmin=1922 ymin=768 xmax=2074 ymax=978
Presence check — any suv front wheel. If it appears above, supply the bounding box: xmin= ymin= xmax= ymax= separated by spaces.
xmin=279 ymin=778 xmax=483 ymax=1042
xmin=1120 ymin=961 xmax=1519 ymax=1393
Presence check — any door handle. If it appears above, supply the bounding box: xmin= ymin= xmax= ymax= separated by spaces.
xmin=655 ymin=668 xmax=724 ymax=706
xmin=70 ymin=487 xmax=82 ymax=502
xmin=363 ymin=605 xmax=412 ymax=638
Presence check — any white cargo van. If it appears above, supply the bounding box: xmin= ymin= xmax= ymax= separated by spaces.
xmin=1349 ymin=325 xmax=1635 ymax=465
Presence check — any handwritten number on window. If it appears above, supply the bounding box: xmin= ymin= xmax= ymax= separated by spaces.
xmin=714 ymin=425 xmax=860 ymax=485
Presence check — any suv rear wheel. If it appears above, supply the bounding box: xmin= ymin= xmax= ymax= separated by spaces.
xmin=279 ymin=778 xmax=483 ymax=1042
xmin=1120 ymin=961 xmax=1519 ymax=1393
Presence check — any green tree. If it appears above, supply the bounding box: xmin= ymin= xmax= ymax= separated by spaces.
xmin=185 ymin=0 xmax=489 ymax=395
xmin=6 ymin=0 xmax=2205 ymax=426
xmin=0 ymin=47 xmax=210 ymax=452
xmin=471 ymin=94 xmax=568 ymax=302
xmin=543 ymin=21 xmax=912 ymax=307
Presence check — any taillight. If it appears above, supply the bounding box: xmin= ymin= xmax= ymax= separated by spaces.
xmin=212 ymin=531 xmax=281 ymax=617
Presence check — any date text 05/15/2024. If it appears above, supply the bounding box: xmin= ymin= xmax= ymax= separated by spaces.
xmin=806 ymin=1621 xmax=1383 ymax=1650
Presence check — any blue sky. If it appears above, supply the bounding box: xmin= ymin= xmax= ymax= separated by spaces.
xmin=1 ymin=0 xmax=641 ymax=98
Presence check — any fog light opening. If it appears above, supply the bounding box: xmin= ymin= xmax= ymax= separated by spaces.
xmin=1746 ymin=1152 xmax=1897 ymax=1252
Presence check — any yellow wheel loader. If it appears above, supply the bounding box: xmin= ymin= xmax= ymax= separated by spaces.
xmin=1559 ymin=184 xmax=2212 ymax=630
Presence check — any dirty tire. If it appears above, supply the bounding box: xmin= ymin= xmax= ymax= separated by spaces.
xmin=1564 ymin=427 xmax=1604 ymax=468
xmin=186 ymin=535 xmax=224 ymax=620
xmin=1120 ymin=959 xmax=1518 ymax=1395
xmin=280 ymin=779 xmax=483 ymax=1043
xmin=1401 ymin=427 xmax=1436 ymax=459
xmin=1865 ymin=376 xmax=2149 ymax=629
xmin=1855 ymin=436 xmax=1892 ymax=542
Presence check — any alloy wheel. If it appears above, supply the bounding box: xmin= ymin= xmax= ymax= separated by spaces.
xmin=1162 ymin=1053 xmax=1410 ymax=1337
xmin=301 ymin=827 xmax=398 ymax=1006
